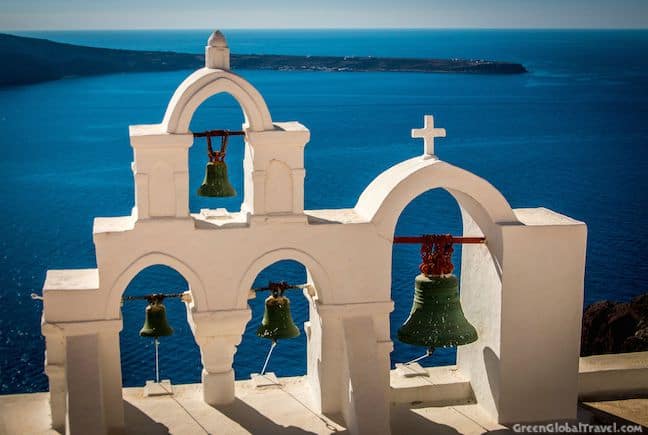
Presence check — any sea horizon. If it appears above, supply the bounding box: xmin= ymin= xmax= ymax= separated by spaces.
xmin=5 ymin=27 xmax=648 ymax=31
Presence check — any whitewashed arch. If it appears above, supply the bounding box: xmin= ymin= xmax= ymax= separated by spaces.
xmin=355 ymin=157 xmax=519 ymax=266
xmin=236 ymin=248 xmax=333 ymax=308
xmin=162 ymin=68 xmax=274 ymax=134
xmin=105 ymin=251 xmax=207 ymax=318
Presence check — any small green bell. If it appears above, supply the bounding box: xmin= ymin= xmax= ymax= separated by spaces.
xmin=257 ymin=294 xmax=300 ymax=342
xmin=139 ymin=298 xmax=174 ymax=338
xmin=397 ymin=274 xmax=477 ymax=348
xmin=197 ymin=161 xmax=236 ymax=197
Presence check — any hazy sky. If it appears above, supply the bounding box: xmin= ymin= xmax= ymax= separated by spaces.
xmin=2 ymin=0 xmax=647 ymax=30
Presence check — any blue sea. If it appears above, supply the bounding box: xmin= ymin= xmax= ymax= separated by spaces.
xmin=1 ymin=29 xmax=647 ymax=394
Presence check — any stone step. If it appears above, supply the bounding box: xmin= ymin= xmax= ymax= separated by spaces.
xmin=389 ymin=365 xmax=475 ymax=406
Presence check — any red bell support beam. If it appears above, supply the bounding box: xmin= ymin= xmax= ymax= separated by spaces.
xmin=192 ymin=129 xmax=246 ymax=138
xmin=393 ymin=236 xmax=485 ymax=244
xmin=122 ymin=293 xmax=186 ymax=302
xmin=193 ymin=130 xmax=246 ymax=163
xmin=251 ymin=281 xmax=306 ymax=295
xmin=393 ymin=234 xmax=486 ymax=276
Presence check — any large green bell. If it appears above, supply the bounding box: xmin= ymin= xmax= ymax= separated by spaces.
xmin=197 ymin=161 xmax=236 ymax=197
xmin=397 ymin=274 xmax=477 ymax=348
xmin=257 ymin=294 xmax=300 ymax=342
xmin=139 ymin=298 xmax=174 ymax=338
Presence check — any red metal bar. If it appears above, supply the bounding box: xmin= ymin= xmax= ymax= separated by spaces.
xmin=122 ymin=292 xmax=186 ymax=301
xmin=193 ymin=129 xmax=245 ymax=138
xmin=394 ymin=234 xmax=485 ymax=276
xmin=393 ymin=236 xmax=485 ymax=244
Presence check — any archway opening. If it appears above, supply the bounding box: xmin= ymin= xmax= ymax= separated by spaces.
xmin=234 ymin=260 xmax=309 ymax=380
xmin=189 ymin=92 xmax=247 ymax=214
xmin=391 ymin=188 xmax=469 ymax=369
xmin=120 ymin=265 xmax=201 ymax=387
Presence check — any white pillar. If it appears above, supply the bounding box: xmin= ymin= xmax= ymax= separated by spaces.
xmin=458 ymin=208 xmax=587 ymax=424
xmin=341 ymin=316 xmax=391 ymax=435
xmin=306 ymin=293 xmax=393 ymax=432
xmin=305 ymin=292 xmax=343 ymax=414
xmin=44 ymin=332 xmax=66 ymax=433
xmin=198 ymin=336 xmax=238 ymax=405
xmin=42 ymin=319 xmax=124 ymax=435
xmin=496 ymin=213 xmax=587 ymax=424
xmin=244 ymin=123 xmax=309 ymax=216
xmin=98 ymin=330 xmax=124 ymax=434
xmin=65 ymin=334 xmax=106 ymax=435
xmin=129 ymin=125 xmax=193 ymax=220
xmin=456 ymin=209 xmax=503 ymax=419
xmin=187 ymin=307 xmax=251 ymax=405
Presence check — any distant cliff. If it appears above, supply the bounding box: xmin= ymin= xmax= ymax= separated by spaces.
xmin=581 ymin=293 xmax=648 ymax=356
xmin=0 ymin=33 xmax=527 ymax=87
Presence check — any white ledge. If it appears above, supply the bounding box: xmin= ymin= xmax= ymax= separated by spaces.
xmin=93 ymin=216 xmax=136 ymax=235
xmin=514 ymin=207 xmax=586 ymax=226
xmin=43 ymin=269 xmax=99 ymax=292
xmin=192 ymin=211 xmax=250 ymax=229
xmin=42 ymin=318 xmax=123 ymax=337
xmin=306 ymin=208 xmax=369 ymax=225
xmin=579 ymin=352 xmax=648 ymax=400
xmin=129 ymin=124 xmax=194 ymax=148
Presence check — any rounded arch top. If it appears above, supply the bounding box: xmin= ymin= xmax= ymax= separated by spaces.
xmin=354 ymin=157 xmax=519 ymax=255
xmin=162 ymin=68 xmax=274 ymax=134
xmin=105 ymin=252 xmax=208 ymax=319
xmin=236 ymin=248 xmax=333 ymax=309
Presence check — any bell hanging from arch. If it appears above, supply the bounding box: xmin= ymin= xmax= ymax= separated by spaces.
xmin=257 ymin=293 xmax=300 ymax=342
xmin=397 ymin=274 xmax=477 ymax=349
xmin=139 ymin=297 xmax=174 ymax=338
xmin=197 ymin=161 xmax=236 ymax=197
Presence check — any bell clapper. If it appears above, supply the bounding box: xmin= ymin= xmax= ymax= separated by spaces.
xmin=260 ymin=340 xmax=277 ymax=376
xmin=154 ymin=337 xmax=160 ymax=384
xmin=396 ymin=347 xmax=435 ymax=377
xmin=404 ymin=347 xmax=435 ymax=366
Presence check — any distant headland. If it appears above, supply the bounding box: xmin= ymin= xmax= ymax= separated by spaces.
xmin=0 ymin=33 xmax=527 ymax=87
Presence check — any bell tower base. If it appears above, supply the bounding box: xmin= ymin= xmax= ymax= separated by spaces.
xmin=143 ymin=380 xmax=173 ymax=397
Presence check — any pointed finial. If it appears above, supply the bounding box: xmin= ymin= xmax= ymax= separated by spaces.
xmin=208 ymin=30 xmax=227 ymax=48
xmin=205 ymin=30 xmax=230 ymax=70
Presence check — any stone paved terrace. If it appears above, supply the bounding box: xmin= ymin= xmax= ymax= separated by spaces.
xmin=2 ymin=375 xmax=646 ymax=434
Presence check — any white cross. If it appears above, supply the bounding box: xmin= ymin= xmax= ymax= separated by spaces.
xmin=411 ymin=115 xmax=446 ymax=157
